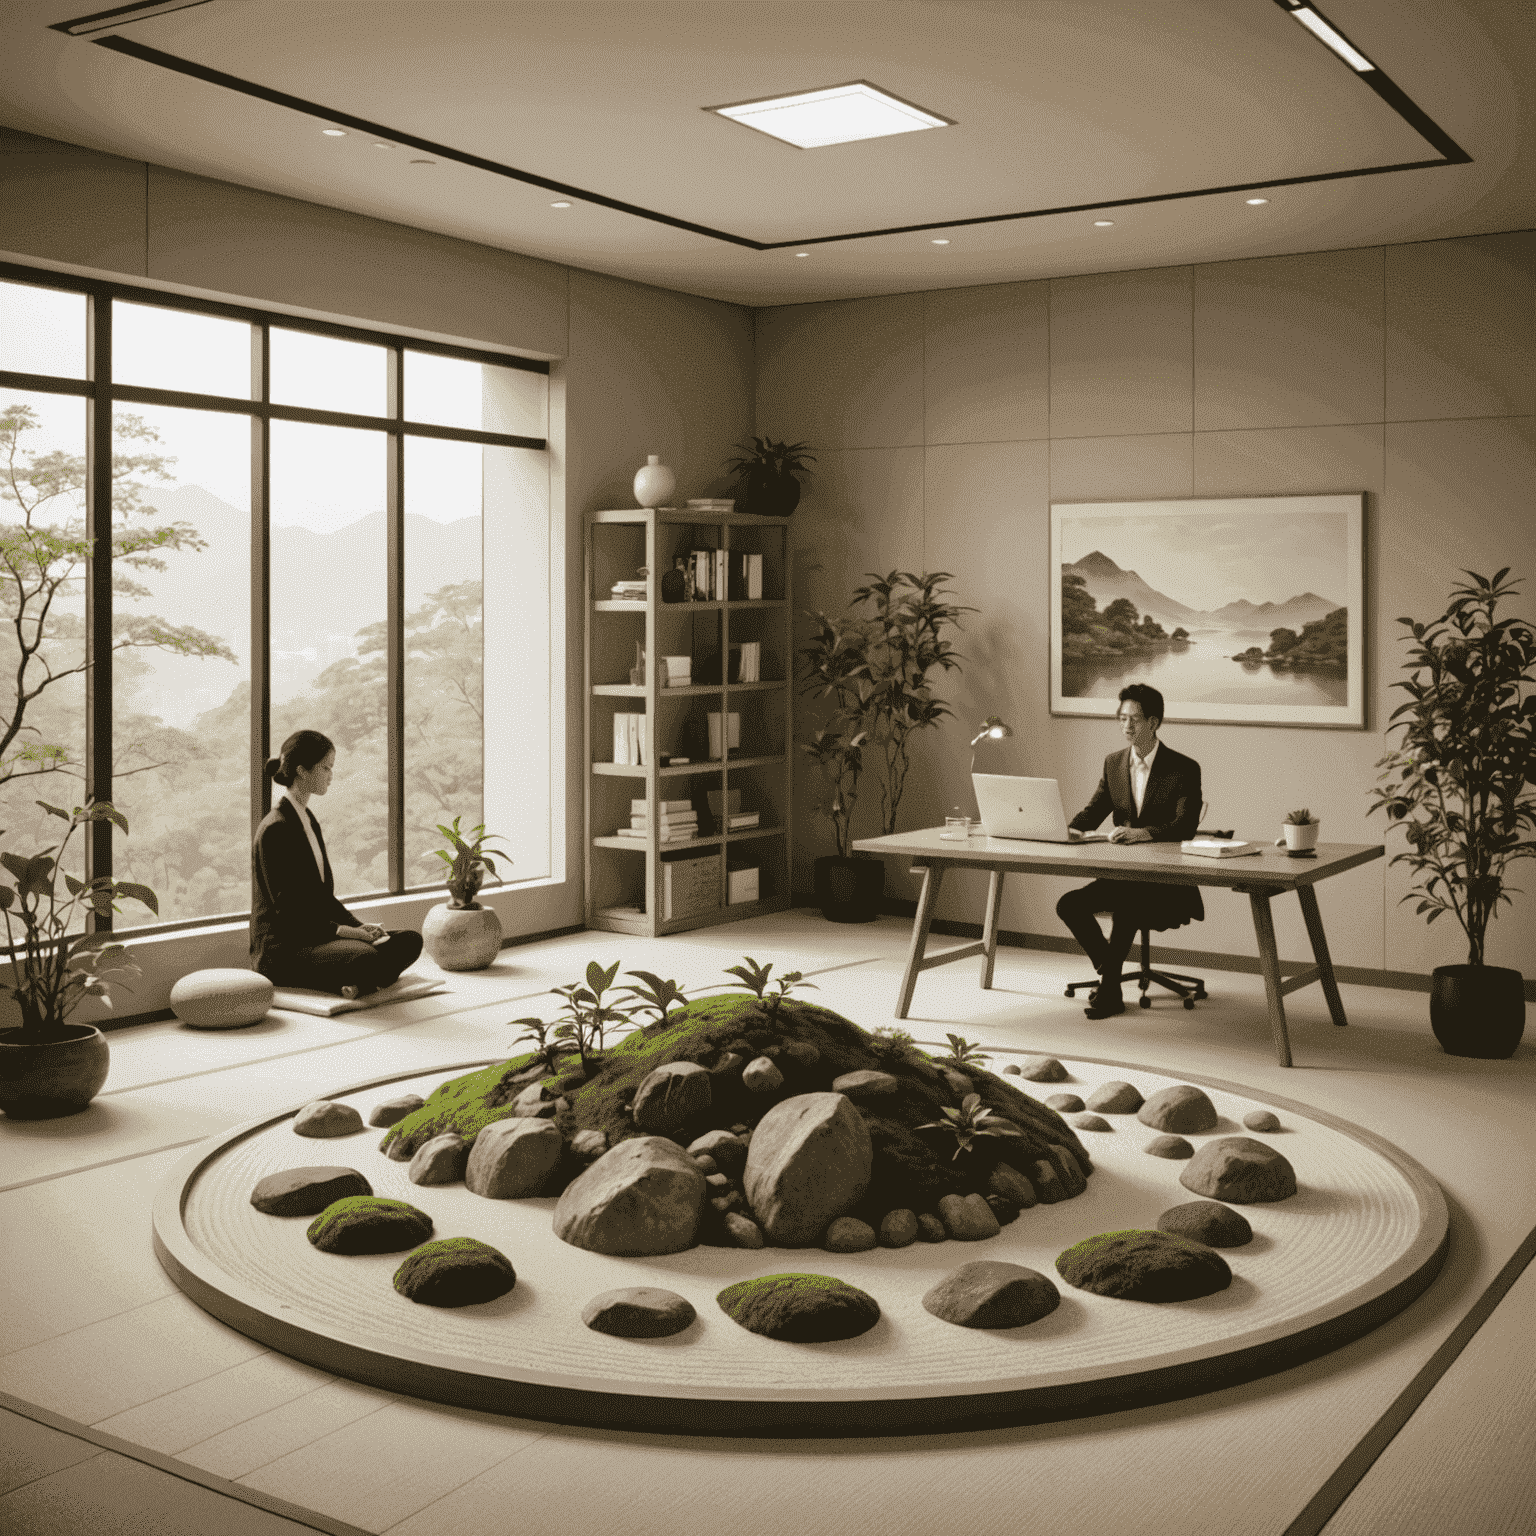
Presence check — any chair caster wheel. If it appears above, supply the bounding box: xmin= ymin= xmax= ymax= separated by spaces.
xmin=1063 ymin=988 xmax=1073 ymax=998
xmin=1139 ymin=996 xmax=1152 ymax=1009
xmin=1183 ymin=998 xmax=1196 ymax=1010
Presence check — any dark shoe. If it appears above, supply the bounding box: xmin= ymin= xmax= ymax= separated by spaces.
xmin=1084 ymin=992 xmax=1125 ymax=1020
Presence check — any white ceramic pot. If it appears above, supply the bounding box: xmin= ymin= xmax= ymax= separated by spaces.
xmin=422 ymin=903 xmax=503 ymax=971
xmin=1283 ymin=821 xmax=1321 ymax=851
xmin=633 ymin=455 xmax=676 ymax=509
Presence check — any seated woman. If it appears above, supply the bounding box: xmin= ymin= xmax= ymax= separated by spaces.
xmin=251 ymin=729 xmax=423 ymax=998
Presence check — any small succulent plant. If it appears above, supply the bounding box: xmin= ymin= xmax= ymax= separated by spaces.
xmin=1284 ymin=808 xmax=1318 ymax=826
xmin=917 ymin=1094 xmax=1026 ymax=1161
xmin=938 ymin=1032 xmax=990 ymax=1069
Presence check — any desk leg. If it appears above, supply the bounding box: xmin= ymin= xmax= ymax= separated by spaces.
xmin=980 ymin=870 xmax=1005 ymax=990
xmin=896 ymin=864 xmax=946 ymax=1020
xmin=1297 ymin=884 xmax=1348 ymax=1028
xmin=1248 ymin=891 xmax=1294 ymax=1068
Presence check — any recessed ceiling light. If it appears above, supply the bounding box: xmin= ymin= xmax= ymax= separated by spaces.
xmin=794 ymin=252 xmax=809 ymax=258
xmin=708 ymin=80 xmax=952 ymax=150
xmin=1093 ymin=220 xmax=1115 ymax=227
xmin=410 ymin=158 xmax=435 ymax=165
xmin=931 ymin=238 xmax=950 ymax=245
xmin=321 ymin=128 xmax=346 ymax=137
xmin=550 ymin=200 xmax=572 ymax=208
xmin=1287 ymin=5 xmax=1375 ymax=72
xmin=1246 ymin=197 xmax=1270 ymax=205
xmin=373 ymin=142 xmax=392 ymax=150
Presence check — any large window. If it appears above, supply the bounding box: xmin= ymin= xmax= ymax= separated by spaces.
xmin=0 ymin=268 xmax=551 ymax=931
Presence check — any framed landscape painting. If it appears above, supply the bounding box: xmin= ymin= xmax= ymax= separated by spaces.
xmin=1050 ymin=495 xmax=1366 ymax=729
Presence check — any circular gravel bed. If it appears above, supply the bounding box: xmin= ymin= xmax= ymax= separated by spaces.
xmin=154 ymin=1053 xmax=1447 ymax=1435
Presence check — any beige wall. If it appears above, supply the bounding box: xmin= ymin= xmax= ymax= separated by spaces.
xmin=0 ymin=125 xmax=755 ymax=1022
xmin=760 ymin=232 xmax=1536 ymax=982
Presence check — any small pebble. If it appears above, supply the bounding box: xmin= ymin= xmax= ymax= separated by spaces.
xmin=1145 ymin=1134 xmax=1194 ymax=1159
xmin=293 ymin=1100 xmax=364 ymax=1138
xmin=1243 ymin=1109 xmax=1282 ymax=1133
xmin=1085 ymin=1080 xmax=1143 ymax=1114
xmin=1003 ymin=1064 xmax=1022 ymax=1076
xmin=1071 ymin=1113 xmax=1111 ymax=1132
xmin=1046 ymin=1093 xmax=1085 ymax=1113
xmin=916 ymin=1212 xmax=947 ymax=1243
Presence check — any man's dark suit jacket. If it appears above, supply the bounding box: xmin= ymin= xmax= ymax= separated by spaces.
xmin=1068 ymin=741 xmax=1205 ymax=927
xmin=250 ymin=797 xmax=359 ymax=975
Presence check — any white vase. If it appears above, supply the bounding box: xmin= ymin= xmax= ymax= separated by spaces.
xmin=633 ymin=455 xmax=676 ymax=509
xmin=1283 ymin=821 xmax=1321 ymax=851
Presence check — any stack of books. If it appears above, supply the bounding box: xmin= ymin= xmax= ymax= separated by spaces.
xmin=687 ymin=548 xmax=728 ymax=601
xmin=663 ymin=856 xmax=719 ymax=920
xmin=611 ymin=713 xmax=647 ymax=765
xmin=706 ymin=710 xmax=741 ymax=760
xmin=662 ymin=654 xmax=691 ymax=688
xmin=708 ymin=788 xmax=760 ymax=834
xmin=688 ymin=498 xmax=734 ymax=513
xmin=728 ymin=553 xmax=764 ymax=601
xmin=1180 ymin=838 xmax=1259 ymax=858
xmin=609 ymin=577 xmax=647 ymax=601
xmin=618 ymin=798 xmax=697 ymax=843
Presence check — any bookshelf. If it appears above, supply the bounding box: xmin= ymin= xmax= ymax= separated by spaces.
xmin=585 ymin=506 xmax=793 ymax=936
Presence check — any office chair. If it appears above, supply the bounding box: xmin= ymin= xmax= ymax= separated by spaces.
xmin=1063 ymin=800 xmax=1210 ymax=1010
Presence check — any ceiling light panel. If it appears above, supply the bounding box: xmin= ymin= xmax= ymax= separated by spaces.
xmin=709 ymin=81 xmax=951 ymax=149
xmin=1288 ymin=7 xmax=1376 ymax=72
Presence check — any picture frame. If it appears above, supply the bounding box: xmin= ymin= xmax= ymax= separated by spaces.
xmin=1050 ymin=494 xmax=1366 ymax=729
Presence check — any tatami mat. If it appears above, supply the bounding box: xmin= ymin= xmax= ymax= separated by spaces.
xmin=1 ymin=911 xmax=1532 ymax=1536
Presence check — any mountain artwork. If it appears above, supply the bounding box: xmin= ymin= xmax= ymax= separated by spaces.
xmin=1050 ymin=496 xmax=1366 ymax=728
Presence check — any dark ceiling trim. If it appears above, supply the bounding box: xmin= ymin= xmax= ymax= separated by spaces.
xmin=51 ymin=0 xmax=211 ymax=37
xmin=83 ymin=14 xmax=1470 ymax=252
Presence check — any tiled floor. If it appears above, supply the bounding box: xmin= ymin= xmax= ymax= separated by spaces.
xmin=3 ymin=912 xmax=1534 ymax=1536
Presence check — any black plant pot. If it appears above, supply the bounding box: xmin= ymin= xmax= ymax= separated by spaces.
xmin=1428 ymin=964 xmax=1526 ymax=1059
xmin=744 ymin=468 xmax=801 ymax=517
xmin=813 ymin=854 xmax=884 ymax=924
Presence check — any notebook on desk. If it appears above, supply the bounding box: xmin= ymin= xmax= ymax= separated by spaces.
xmin=972 ymin=774 xmax=1110 ymax=843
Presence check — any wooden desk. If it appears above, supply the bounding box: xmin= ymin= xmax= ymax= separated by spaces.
xmin=851 ymin=830 xmax=1384 ymax=1067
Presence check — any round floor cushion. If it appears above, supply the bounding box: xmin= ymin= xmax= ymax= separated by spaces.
xmin=170 ymin=969 xmax=275 ymax=1029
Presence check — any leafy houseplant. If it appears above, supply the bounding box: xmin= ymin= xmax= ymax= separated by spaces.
xmin=726 ymin=437 xmax=815 ymax=517
xmin=1 ymin=800 xmax=158 ymax=1118
xmin=917 ymin=1094 xmax=1026 ymax=1162
xmin=1367 ymin=568 xmax=1535 ymax=1058
xmin=421 ymin=816 xmax=510 ymax=971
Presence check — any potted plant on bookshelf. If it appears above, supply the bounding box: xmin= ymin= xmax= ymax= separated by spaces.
xmin=1368 ymin=568 xmax=1535 ymax=1058
xmin=851 ymin=570 xmax=972 ymax=836
xmin=800 ymin=608 xmax=882 ymax=922
xmin=421 ymin=817 xmax=509 ymax=971
xmin=1 ymin=801 xmax=157 ymax=1119
xmin=726 ymin=436 xmax=815 ymax=517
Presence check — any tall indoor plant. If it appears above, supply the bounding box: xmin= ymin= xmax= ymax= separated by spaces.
xmin=421 ymin=816 xmax=509 ymax=971
xmin=0 ymin=800 xmax=157 ymax=1118
xmin=1368 ymin=568 xmax=1535 ymax=1057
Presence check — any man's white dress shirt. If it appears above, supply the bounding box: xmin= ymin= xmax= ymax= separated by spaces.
xmin=1130 ymin=739 xmax=1160 ymax=816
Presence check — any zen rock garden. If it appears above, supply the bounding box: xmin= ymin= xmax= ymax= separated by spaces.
xmin=250 ymin=958 xmax=1300 ymax=1341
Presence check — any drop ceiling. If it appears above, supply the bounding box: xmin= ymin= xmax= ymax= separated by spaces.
xmin=0 ymin=0 xmax=1530 ymax=306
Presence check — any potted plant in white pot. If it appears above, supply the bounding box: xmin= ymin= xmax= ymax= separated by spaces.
xmin=1 ymin=801 xmax=158 ymax=1118
xmin=1282 ymin=807 xmax=1321 ymax=853
xmin=1368 ymin=568 xmax=1535 ymax=1058
xmin=421 ymin=816 xmax=509 ymax=971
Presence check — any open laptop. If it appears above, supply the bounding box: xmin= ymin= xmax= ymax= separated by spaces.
xmin=972 ymin=774 xmax=1109 ymax=843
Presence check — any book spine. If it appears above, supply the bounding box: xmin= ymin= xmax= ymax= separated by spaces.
xmin=747 ymin=553 xmax=762 ymax=600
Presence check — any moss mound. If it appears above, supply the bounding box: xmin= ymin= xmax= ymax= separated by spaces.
xmin=1055 ymin=1228 xmax=1232 ymax=1302
xmin=306 ymin=1196 xmax=433 ymax=1255
xmin=392 ymin=1237 xmax=516 ymax=1306
xmin=716 ymin=1272 xmax=881 ymax=1341
xmin=377 ymin=995 xmax=1092 ymax=1231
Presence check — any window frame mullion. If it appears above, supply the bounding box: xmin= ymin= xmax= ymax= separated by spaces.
xmin=250 ymin=321 xmax=271 ymax=839
xmin=83 ymin=294 xmax=112 ymax=926
xmin=386 ymin=348 xmax=405 ymax=893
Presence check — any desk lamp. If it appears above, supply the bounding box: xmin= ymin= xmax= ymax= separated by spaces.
xmin=968 ymin=715 xmax=1013 ymax=773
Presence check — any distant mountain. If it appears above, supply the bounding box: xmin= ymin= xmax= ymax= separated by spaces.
xmin=1064 ymin=550 xmax=1341 ymax=633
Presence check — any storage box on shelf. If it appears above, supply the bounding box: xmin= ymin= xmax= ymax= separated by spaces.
xmin=585 ymin=506 xmax=792 ymax=935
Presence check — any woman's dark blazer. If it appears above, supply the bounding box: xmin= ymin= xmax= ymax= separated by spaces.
xmin=250 ymin=797 xmax=358 ymax=973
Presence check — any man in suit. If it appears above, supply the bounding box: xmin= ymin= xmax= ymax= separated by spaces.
xmin=1056 ymin=683 xmax=1203 ymax=1019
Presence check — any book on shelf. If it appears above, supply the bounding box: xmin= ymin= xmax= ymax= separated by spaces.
xmin=632 ymin=798 xmax=693 ymax=814
xmin=726 ymin=812 xmax=760 ymax=829
xmin=688 ymin=498 xmax=735 ymax=511
xmin=1180 ymin=839 xmax=1260 ymax=858
xmin=663 ymin=857 xmax=719 ymax=920
xmin=631 ymin=817 xmax=699 ymax=833
xmin=662 ymin=655 xmax=691 ymax=687
xmin=707 ymin=711 xmax=741 ymax=760
xmin=737 ymin=641 xmax=760 ymax=682
xmin=612 ymin=712 xmax=647 ymax=765
xmin=727 ymin=552 xmax=764 ymax=602
xmin=609 ymin=580 xmax=647 ymax=600
xmin=617 ymin=826 xmax=697 ymax=843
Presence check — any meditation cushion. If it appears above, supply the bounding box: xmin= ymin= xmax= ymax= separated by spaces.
xmin=170 ymin=968 xmax=275 ymax=1029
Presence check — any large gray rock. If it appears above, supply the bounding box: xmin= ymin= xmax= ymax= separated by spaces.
xmin=938 ymin=1192 xmax=1001 ymax=1240
xmin=465 ymin=1117 xmax=563 ymax=1198
xmin=743 ymin=1092 xmax=872 ymax=1246
xmin=1056 ymin=1229 xmax=1232 ymax=1302
xmin=367 ymin=1094 xmax=424 ymax=1129
xmin=923 ymin=1261 xmax=1061 ymax=1329
xmin=250 ymin=1166 xmax=370 ymax=1217
xmin=1018 ymin=1056 xmax=1067 ymax=1082
xmin=1138 ymin=1085 xmax=1218 ymax=1135
xmin=1158 ymin=1200 xmax=1254 ymax=1248
xmin=582 ymin=1287 xmax=696 ymax=1338
xmin=293 ymin=1100 xmax=364 ymax=1138
xmin=688 ymin=1129 xmax=747 ymax=1179
xmin=1181 ymin=1137 xmax=1297 ymax=1203
xmin=831 ymin=1069 xmax=899 ymax=1098
xmin=632 ymin=1061 xmax=712 ymax=1133
xmin=408 ymin=1133 xmax=469 ymax=1186
xmin=742 ymin=1055 xmax=785 ymax=1093
xmin=1085 ymin=1081 xmax=1143 ymax=1114
xmin=553 ymin=1136 xmax=706 ymax=1255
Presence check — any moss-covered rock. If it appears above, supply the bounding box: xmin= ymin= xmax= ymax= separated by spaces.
xmin=307 ymin=1196 xmax=433 ymax=1254
xmin=392 ymin=1237 xmax=516 ymax=1306
xmin=1055 ymin=1229 xmax=1232 ymax=1302
xmin=716 ymin=1272 xmax=880 ymax=1341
